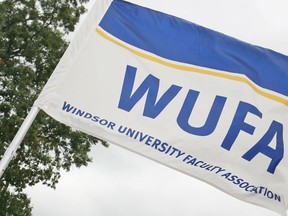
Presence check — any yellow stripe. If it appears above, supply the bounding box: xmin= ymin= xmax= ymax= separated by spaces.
xmin=96 ymin=28 xmax=288 ymax=106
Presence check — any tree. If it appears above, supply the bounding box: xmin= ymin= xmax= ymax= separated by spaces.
xmin=0 ymin=0 xmax=107 ymax=214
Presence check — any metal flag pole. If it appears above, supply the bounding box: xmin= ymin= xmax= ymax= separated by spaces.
xmin=0 ymin=106 xmax=40 ymax=179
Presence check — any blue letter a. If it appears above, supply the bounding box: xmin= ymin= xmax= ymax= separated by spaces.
xmin=242 ymin=120 xmax=284 ymax=174
xmin=118 ymin=65 xmax=182 ymax=119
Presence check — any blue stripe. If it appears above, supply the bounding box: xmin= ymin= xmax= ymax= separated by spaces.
xmin=99 ymin=0 xmax=288 ymax=97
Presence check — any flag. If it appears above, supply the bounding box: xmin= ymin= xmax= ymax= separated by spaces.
xmin=34 ymin=0 xmax=288 ymax=215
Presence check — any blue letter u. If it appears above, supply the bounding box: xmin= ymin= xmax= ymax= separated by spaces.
xmin=177 ymin=89 xmax=227 ymax=136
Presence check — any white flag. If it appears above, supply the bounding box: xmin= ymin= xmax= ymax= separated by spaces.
xmin=35 ymin=0 xmax=288 ymax=215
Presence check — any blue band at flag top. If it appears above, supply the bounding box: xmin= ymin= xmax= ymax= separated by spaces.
xmin=99 ymin=0 xmax=288 ymax=98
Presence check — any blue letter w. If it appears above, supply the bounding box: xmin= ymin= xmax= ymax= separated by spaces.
xmin=118 ymin=65 xmax=182 ymax=119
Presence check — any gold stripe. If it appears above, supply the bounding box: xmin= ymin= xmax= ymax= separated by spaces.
xmin=96 ymin=27 xmax=288 ymax=106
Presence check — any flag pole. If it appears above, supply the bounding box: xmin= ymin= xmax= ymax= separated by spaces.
xmin=0 ymin=106 xmax=40 ymax=179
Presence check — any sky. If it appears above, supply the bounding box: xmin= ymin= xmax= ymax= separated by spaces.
xmin=26 ymin=0 xmax=288 ymax=215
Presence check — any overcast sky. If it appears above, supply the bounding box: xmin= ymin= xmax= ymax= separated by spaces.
xmin=26 ymin=0 xmax=288 ymax=215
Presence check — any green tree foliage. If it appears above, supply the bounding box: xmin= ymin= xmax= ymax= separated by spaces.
xmin=0 ymin=0 xmax=107 ymax=214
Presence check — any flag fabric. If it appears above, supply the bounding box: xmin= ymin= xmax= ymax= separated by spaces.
xmin=34 ymin=0 xmax=288 ymax=215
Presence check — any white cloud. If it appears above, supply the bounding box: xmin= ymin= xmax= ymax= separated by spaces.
xmin=27 ymin=144 xmax=280 ymax=216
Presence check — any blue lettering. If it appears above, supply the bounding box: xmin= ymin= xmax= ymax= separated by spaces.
xmin=127 ymin=128 xmax=136 ymax=138
xmin=84 ymin=112 xmax=92 ymax=119
xmin=158 ymin=142 xmax=169 ymax=153
xmin=117 ymin=66 xmax=285 ymax=174
xmin=221 ymin=101 xmax=262 ymax=150
xmin=62 ymin=101 xmax=74 ymax=112
xmin=177 ymin=90 xmax=227 ymax=136
xmin=76 ymin=109 xmax=85 ymax=117
xmin=118 ymin=65 xmax=182 ymax=118
xmin=228 ymin=175 xmax=238 ymax=182
xmin=221 ymin=172 xmax=231 ymax=179
xmin=233 ymin=178 xmax=244 ymax=185
xmin=91 ymin=116 xmax=100 ymax=122
xmin=139 ymin=133 xmax=148 ymax=142
xmin=145 ymin=136 xmax=154 ymax=146
xmin=242 ymin=121 xmax=284 ymax=174
xmin=151 ymin=139 xmax=161 ymax=149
